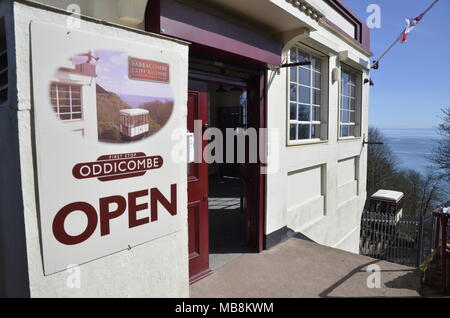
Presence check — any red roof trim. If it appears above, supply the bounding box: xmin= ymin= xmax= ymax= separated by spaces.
xmin=324 ymin=0 xmax=371 ymax=53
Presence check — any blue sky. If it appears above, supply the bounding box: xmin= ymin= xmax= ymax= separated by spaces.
xmin=344 ymin=0 xmax=450 ymax=129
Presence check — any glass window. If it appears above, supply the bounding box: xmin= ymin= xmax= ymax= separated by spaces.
xmin=288 ymin=47 xmax=324 ymax=142
xmin=339 ymin=67 xmax=361 ymax=138
xmin=50 ymin=83 xmax=83 ymax=120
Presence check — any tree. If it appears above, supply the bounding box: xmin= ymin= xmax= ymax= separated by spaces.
xmin=429 ymin=107 xmax=450 ymax=180
xmin=366 ymin=127 xmax=398 ymax=197
xmin=366 ymin=127 xmax=442 ymax=218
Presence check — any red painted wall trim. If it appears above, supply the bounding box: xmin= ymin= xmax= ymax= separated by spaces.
xmin=324 ymin=0 xmax=371 ymax=53
xmin=145 ymin=0 xmax=282 ymax=66
xmin=160 ymin=16 xmax=281 ymax=66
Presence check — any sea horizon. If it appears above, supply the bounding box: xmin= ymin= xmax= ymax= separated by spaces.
xmin=379 ymin=127 xmax=440 ymax=176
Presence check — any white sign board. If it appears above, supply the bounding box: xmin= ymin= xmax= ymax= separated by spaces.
xmin=31 ymin=22 xmax=185 ymax=275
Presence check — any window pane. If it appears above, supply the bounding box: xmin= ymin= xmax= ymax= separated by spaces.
xmin=59 ymin=106 xmax=71 ymax=113
xmin=312 ymin=106 xmax=321 ymax=121
xmin=59 ymin=98 xmax=70 ymax=106
xmin=298 ymin=104 xmax=310 ymax=121
xmin=312 ymin=124 xmax=321 ymax=139
xmin=290 ymin=103 xmax=297 ymax=120
xmin=298 ymin=124 xmax=310 ymax=140
xmin=299 ymin=67 xmax=310 ymax=86
xmin=350 ymin=98 xmax=356 ymax=110
xmin=59 ymin=90 xmax=70 ymax=100
xmin=290 ymin=48 xmax=298 ymax=63
xmin=348 ymin=73 xmax=356 ymax=86
xmin=349 ymin=85 xmax=356 ymax=98
xmin=342 ymin=82 xmax=350 ymax=96
xmin=311 ymin=57 xmax=321 ymax=72
xmin=72 ymin=99 xmax=81 ymax=106
xmin=349 ymin=125 xmax=355 ymax=137
xmin=350 ymin=111 xmax=356 ymax=123
xmin=312 ymin=71 xmax=321 ymax=89
xmin=290 ymin=124 xmax=297 ymax=140
xmin=290 ymin=84 xmax=297 ymax=102
xmin=71 ymin=91 xmax=81 ymax=98
xmin=290 ymin=66 xmax=297 ymax=82
xmin=342 ymin=72 xmax=350 ymax=86
xmin=342 ymin=97 xmax=350 ymax=110
xmin=299 ymin=86 xmax=310 ymax=104
xmin=312 ymin=89 xmax=321 ymax=105
xmin=60 ymin=114 xmax=71 ymax=120
xmin=340 ymin=125 xmax=349 ymax=137
xmin=341 ymin=110 xmax=350 ymax=123
xmin=72 ymin=113 xmax=82 ymax=120
xmin=298 ymin=51 xmax=309 ymax=68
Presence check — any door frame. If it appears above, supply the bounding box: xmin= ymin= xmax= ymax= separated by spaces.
xmin=188 ymin=60 xmax=267 ymax=256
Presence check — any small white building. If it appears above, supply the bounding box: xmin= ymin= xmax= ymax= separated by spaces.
xmin=50 ymin=52 xmax=98 ymax=140
xmin=0 ymin=0 xmax=372 ymax=297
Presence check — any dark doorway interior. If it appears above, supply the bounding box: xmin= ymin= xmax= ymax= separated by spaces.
xmin=188 ymin=58 xmax=265 ymax=279
xmin=206 ymin=82 xmax=254 ymax=269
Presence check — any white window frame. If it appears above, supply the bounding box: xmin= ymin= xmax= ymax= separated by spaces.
xmin=339 ymin=65 xmax=362 ymax=139
xmin=287 ymin=45 xmax=328 ymax=146
xmin=50 ymin=82 xmax=83 ymax=121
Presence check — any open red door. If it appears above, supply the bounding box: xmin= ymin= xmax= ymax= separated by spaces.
xmin=243 ymin=71 xmax=266 ymax=252
xmin=187 ymin=83 xmax=211 ymax=283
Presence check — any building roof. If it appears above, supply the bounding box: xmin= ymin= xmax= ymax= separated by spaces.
xmin=371 ymin=190 xmax=404 ymax=203
xmin=120 ymin=108 xmax=149 ymax=116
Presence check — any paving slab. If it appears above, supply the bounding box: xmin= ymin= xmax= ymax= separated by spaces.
xmin=190 ymin=238 xmax=423 ymax=298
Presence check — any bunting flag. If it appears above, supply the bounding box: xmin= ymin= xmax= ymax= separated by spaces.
xmin=372 ymin=0 xmax=440 ymax=69
xmin=400 ymin=17 xmax=420 ymax=43
xmin=399 ymin=0 xmax=437 ymax=44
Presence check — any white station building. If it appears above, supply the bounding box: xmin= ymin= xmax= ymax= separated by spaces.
xmin=0 ymin=0 xmax=372 ymax=297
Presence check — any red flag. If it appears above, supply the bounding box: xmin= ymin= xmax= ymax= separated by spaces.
xmin=400 ymin=17 xmax=420 ymax=43
xmin=399 ymin=0 xmax=439 ymax=43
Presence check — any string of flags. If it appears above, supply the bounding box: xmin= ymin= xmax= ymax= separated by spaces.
xmin=371 ymin=0 xmax=439 ymax=70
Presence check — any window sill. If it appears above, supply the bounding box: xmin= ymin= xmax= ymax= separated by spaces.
xmin=287 ymin=139 xmax=328 ymax=147
xmin=338 ymin=136 xmax=362 ymax=142
xmin=61 ymin=119 xmax=84 ymax=123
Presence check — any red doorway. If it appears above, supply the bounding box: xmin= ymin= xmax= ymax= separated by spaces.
xmin=144 ymin=1 xmax=273 ymax=283
xmin=187 ymin=83 xmax=211 ymax=283
xmin=187 ymin=61 xmax=266 ymax=283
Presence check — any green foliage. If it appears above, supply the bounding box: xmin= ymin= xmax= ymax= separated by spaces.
xmin=97 ymin=91 xmax=131 ymax=142
xmin=141 ymin=100 xmax=173 ymax=129
xmin=148 ymin=118 xmax=161 ymax=134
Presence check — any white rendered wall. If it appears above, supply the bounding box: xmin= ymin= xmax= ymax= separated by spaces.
xmin=265 ymin=1 xmax=371 ymax=253
xmin=13 ymin=2 xmax=190 ymax=297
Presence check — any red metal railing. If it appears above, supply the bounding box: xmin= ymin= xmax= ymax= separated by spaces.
xmin=432 ymin=207 xmax=450 ymax=294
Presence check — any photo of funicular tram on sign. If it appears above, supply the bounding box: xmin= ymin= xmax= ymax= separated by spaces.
xmin=119 ymin=109 xmax=150 ymax=141
xmin=49 ymin=50 xmax=174 ymax=144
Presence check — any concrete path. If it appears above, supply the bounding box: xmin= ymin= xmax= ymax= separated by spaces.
xmin=190 ymin=237 xmax=423 ymax=298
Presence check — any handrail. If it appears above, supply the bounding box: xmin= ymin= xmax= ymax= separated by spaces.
xmin=432 ymin=207 xmax=450 ymax=294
